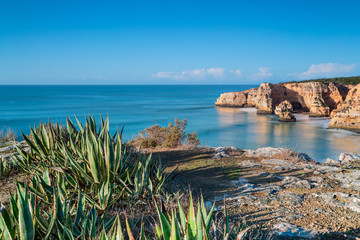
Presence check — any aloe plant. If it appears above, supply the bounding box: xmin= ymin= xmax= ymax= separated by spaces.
xmin=12 ymin=115 xmax=172 ymax=211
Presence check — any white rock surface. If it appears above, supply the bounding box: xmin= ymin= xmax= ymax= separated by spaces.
xmin=273 ymin=222 xmax=323 ymax=239
xmin=238 ymin=160 xmax=262 ymax=168
xmin=212 ymin=147 xmax=231 ymax=158
xmin=339 ymin=152 xmax=360 ymax=163
xmin=243 ymin=147 xmax=288 ymax=158
xmin=281 ymin=176 xmax=314 ymax=189
xmin=312 ymin=192 xmax=360 ymax=213
xmin=325 ymin=158 xmax=340 ymax=166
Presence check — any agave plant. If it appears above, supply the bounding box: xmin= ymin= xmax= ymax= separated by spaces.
xmin=0 ymin=158 xmax=8 ymax=179
xmin=0 ymin=183 xmax=129 ymax=240
xmin=12 ymin=115 xmax=172 ymax=211
xmin=0 ymin=183 xmax=268 ymax=239
xmin=0 ymin=156 xmax=18 ymax=180
xmin=154 ymin=193 xmax=265 ymax=240
xmin=155 ymin=193 xmax=220 ymax=240
xmin=1 ymin=116 xmax=269 ymax=239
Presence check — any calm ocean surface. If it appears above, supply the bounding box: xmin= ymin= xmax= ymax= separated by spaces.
xmin=1 ymin=85 xmax=359 ymax=162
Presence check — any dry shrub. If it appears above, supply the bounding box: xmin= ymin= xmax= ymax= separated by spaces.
xmin=131 ymin=118 xmax=200 ymax=149
xmin=0 ymin=128 xmax=18 ymax=143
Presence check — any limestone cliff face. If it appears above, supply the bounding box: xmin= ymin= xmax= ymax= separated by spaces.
xmin=309 ymin=97 xmax=330 ymax=117
xmin=328 ymin=84 xmax=360 ymax=131
xmin=215 ymin=82 xmax=347 ymax=116
xmin=215 ymin=91 xmax=249 ymax=107
xmin=254 ymin=83 xmax=274 ymax=114
xmin=215 ymin=81 xmax=360 ymax=131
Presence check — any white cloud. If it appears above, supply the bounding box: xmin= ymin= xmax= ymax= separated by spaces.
xmin=152 ymin=72 xmax=186 ymax=80
xmin=207 ymin=68 xmax=225 ymax=77
xmin=153 ymin=67 xmax=284 ymax=81
xmin=183 ymin=69 xmax=207 ymax=78
xmin=252 ymin=67 xmax=273 ymax=79
xmin=152 ymin=72 xmax=174 ymax=78
xmin=230 ymin=69 xmax=242 ymax=76
xmin=300 ymin=63 xmax=356 ymax=78
xmin=153 ymin=68 xmax=226 ymax=80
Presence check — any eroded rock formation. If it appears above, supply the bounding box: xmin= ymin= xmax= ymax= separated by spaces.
xmin=216 ymin=81 xmax=360 ymax=131
xmin=328 ymin=84 xmax=360 ymax=131
xmin=309 ymin=97 xmax=330 ymax=117
xmin=274 ymin=100 xmax=296 ymax=122
xmin=214 ymin=91 xmax=248 ymax=107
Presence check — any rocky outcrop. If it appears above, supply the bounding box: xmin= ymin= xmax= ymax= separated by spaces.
xmin=328 ymin=84 xmax=360 ymax=131
xmin=215 ymin=82 xmax=346 ymax=116
xmin=254 ymin=83 xmax=273 ymax=114
xmin=214 ymin=91 xmax=248 ymax=107
xmin=338 ymin=152 xmax=360 ymax=163
xmin=309 ymin=97 xmax=330 ymax=117
xmin=274 ymin=100 xmax=296 ymax=122
xmin=273 ymin=222 xmax=324 ymax=239
xmin=216 ymin=81 xmax=360 ymax=131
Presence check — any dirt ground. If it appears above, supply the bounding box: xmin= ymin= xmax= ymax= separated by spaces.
xmin=153 ymin=148 xmax=360 ymax=239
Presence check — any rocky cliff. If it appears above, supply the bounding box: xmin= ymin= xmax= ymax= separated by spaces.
xmin=216 ymin=82 xmax=360 ymax=130
xmin=328 ymin=84 xmax=360 ymax=131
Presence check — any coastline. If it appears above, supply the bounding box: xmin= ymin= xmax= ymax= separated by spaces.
xmin=215 ymin=81 xmax=360 ymax=132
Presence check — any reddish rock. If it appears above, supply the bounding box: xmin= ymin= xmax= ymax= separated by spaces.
xmin=329 ymin=84 xmax=360 ymax=131
xmin=254 ymin=83 xmax=274 ymax=114
xmin=309 ymin=97 xmax=330 ymax=117
xmin=215 ymin=81 xmax=360 ymax=131
xmin=215 ymin=91 xmax=248 ymax=107
xmin=216 ymin=81 xmax=346 ymax=115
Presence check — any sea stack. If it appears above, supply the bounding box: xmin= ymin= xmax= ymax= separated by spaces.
xmin=274 ymin=100 xmax=296 ymax=122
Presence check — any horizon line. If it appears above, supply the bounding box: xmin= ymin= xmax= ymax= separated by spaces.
xmin=0 ymin=83 xmax=261 ymax=86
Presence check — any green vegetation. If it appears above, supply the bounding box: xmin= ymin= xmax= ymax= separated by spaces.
xmin=0 ymin=128 xmax=20 ymax=179
xmin=0 ymin=116 xmax=266 ymax=239
xmin=0 ymin=157 xmax=17 ymax=180
xmin=153 ymin=193 xmax=267 ymax=239
xmin=0 ymin=184 xmax=264 ymax=239
xmin=131 ymin=118 xmax=200 ymax=149
xmin=13 ymin=115 xmax=170 ymax=210
xmin=284 ymin=76 xmax=360 ymax=85
xmin=223 ymin=168 xmax=243 ymax=180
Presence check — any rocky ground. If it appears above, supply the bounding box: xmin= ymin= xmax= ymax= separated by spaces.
xmin=155 ymin=146 xmax=360 ymax=239
xmin=1 ymin=141 xmax=360 ymax=239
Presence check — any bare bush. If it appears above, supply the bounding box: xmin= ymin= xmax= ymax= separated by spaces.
xmin=131 ymin=118 xmax=200 ymax=149
xmin=0 ymin=128 xmax=18 ymax=143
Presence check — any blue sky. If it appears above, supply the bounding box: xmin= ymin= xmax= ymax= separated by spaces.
xmin=0 ymin=0 xmax=360 ymax=84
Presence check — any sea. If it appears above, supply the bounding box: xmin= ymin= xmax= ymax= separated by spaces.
xmin=1 ymin=85 xmax=359 ymax=162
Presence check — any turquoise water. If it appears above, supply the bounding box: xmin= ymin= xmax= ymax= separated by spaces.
xmin=1 ymin=85 xmax=359 ymax=161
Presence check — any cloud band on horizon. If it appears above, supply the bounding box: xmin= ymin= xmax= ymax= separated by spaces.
xmin=300 ymin=63 xmax=357 ymax=79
